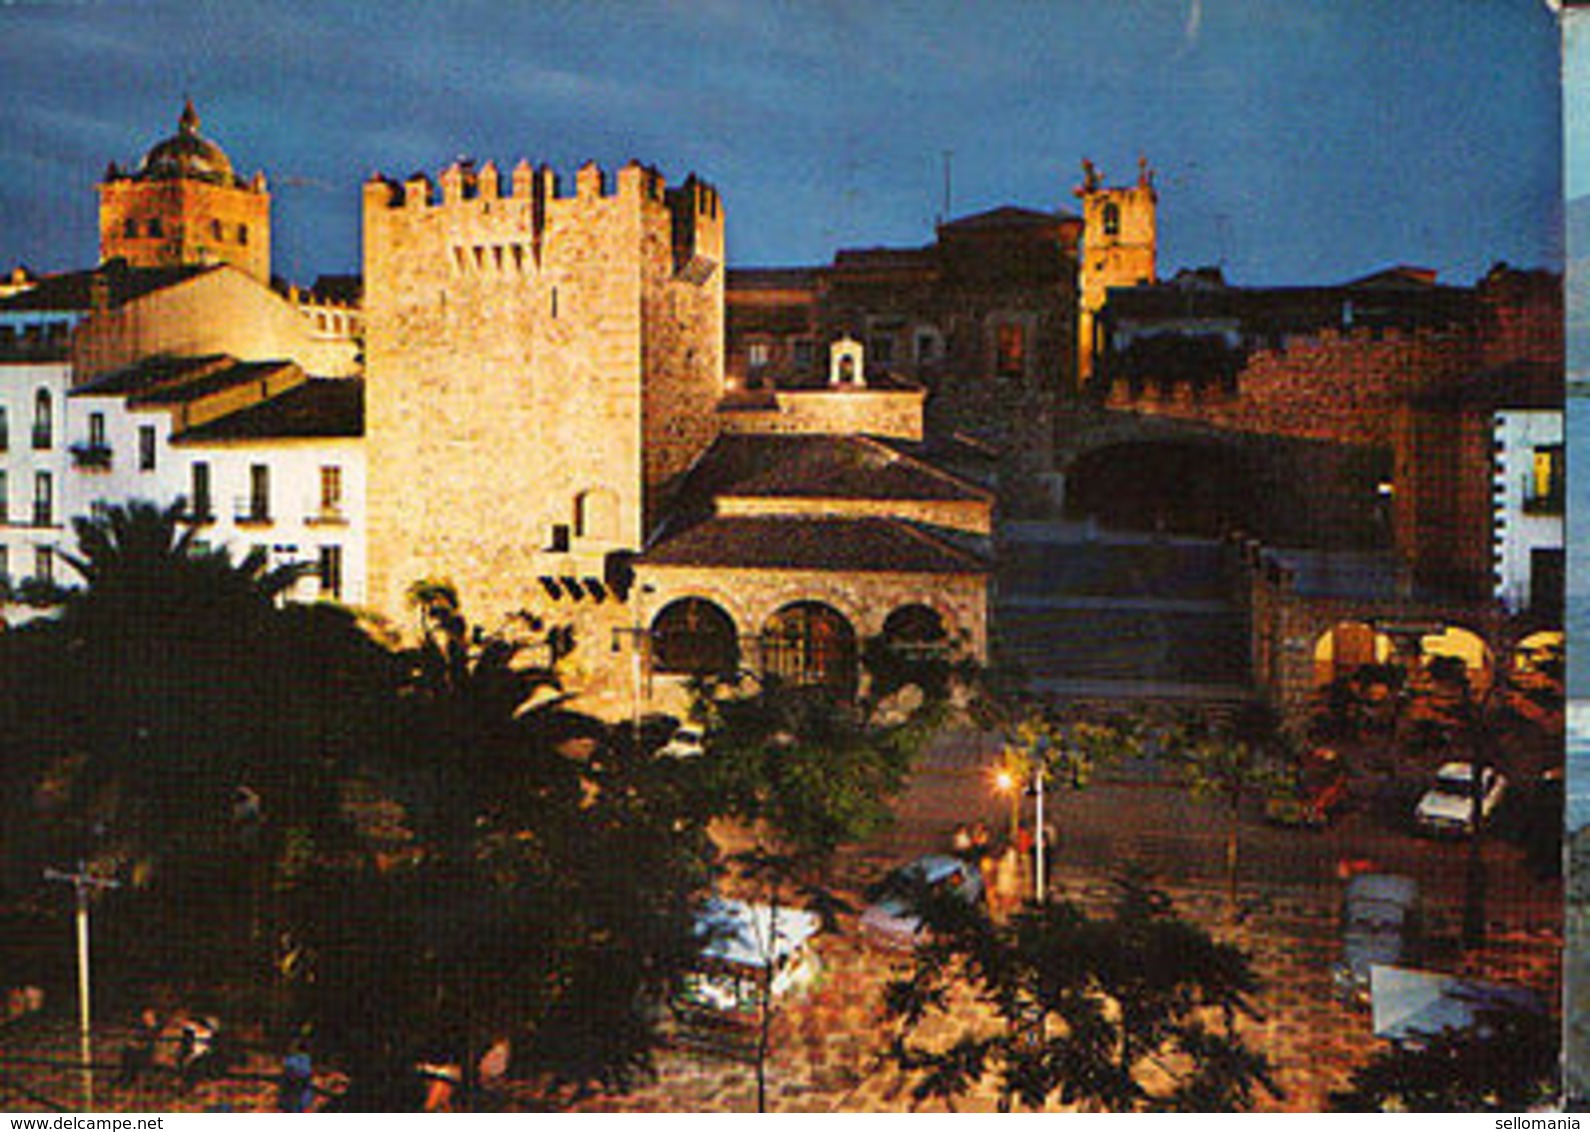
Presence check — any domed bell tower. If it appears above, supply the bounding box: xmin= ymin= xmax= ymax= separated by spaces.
xmin=97 ymin=99 xmax=271 ymax=284
xmin=1076 ymin=157 xmax=1157 ymax=384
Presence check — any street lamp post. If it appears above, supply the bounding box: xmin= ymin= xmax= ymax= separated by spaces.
xmin=44 ymin=862 xmax=119 ymax=1112
xmin=1033 ymin=765 xmax=1046 ymax=903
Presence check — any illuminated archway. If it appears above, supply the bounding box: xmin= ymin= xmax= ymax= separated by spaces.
xmin=1418 ymin=626 xmax=1492 ymax=692
xmin=1312 ymin=621 xmax=1394 ymax=689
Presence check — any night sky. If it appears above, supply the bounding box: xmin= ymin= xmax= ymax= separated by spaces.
xmin=0 ymin=0 xmax=1565 ymax=288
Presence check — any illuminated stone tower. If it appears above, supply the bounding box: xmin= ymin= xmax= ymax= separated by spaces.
xmin=361 ymin=158 xmax=724 ymax=632
xmin=97 ymin=100 xmax=271 ymax=285
xmin=1075 ymin=157 xmax=1157 ymax=383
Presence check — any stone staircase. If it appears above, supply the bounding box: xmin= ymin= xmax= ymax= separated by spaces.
xmin=992 ymin=526 xmax=1253 ymax=703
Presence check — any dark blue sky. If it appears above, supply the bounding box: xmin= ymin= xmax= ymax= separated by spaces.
xmin=0 ymin=0 xmax=1565 ymax=288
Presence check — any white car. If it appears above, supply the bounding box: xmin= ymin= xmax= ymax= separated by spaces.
xmin=1414 ymin=762 xmax=1506 ymax=835
xmin=657 ymin=724 xmax=706 ymax=759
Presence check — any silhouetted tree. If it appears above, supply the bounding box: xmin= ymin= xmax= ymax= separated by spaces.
xmin=884 ymin=877 xmax=1278 ymax=1112
xmin=1329 ymin=1003 xmax=1557 ymax=1112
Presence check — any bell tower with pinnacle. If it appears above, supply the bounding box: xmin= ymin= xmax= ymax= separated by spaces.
xmin=1075 ymin=157 xmax=1157 ymax=384
xmin=97 ymin=99 xmax=271 ymax=285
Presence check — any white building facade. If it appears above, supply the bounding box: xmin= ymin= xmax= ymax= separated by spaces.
xmin=1492 ymin=406 xmax=1563 ymax=616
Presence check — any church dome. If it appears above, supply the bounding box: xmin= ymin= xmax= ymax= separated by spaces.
xmin=135 ymin=100 xmax=238 ymax=185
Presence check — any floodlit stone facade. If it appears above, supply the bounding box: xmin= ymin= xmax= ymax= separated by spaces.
xmin=98 ymin=101 xmax=272 ymax=286
xmin=361 ymin=158 xmax=728 ymax=704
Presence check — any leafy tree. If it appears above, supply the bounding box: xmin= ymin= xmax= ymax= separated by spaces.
xmin=689 ymin=677 xmax=925 ymax=872
xmin=883 ymin=877 xmax=1278 ymax=1111
xmin=1166 ymin=711 xmax=1291 ymax=921
xmin=1329 ymin=1003 xmax=1558 ymax=1112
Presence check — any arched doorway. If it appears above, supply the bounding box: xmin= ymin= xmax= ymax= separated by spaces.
xmin=761 ymin=601 xmax=858 ymax=696
xmin=1417 ymin=626 xmax=1493 ymax=694
xmin=1313 ymin=621 xmax=1395 ymax=690
xmin=1513 ymin=630 xmax=1564 ymax=678
xmin=650 ymin=597 xmax=740 ymax=677
xmin=1064 ymin=440 xmax=1253 ymax=536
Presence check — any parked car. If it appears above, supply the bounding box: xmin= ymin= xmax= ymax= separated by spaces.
xmin=1413 ymin=761 xmax=1507 ymax=836
xmin=1334 ymin=872 xmax=1420 ymax=1004
xmin=657 ymin=724 xmax=706 ymax=759
xmin=1265 ymin=748 xmax=1350 ymax=828
xmin=859 ymin=853 xmax=985 ymax=950
xmin=675 ymin=897 xmax=823 ymax=1021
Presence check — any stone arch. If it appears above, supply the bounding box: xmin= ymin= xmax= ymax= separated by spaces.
xmin=830 ymin=336 xmax=865 ymax=387
xmin=1312 ymin=620 xmax=1394 ymax=689
xmin=1417 ymin=625 xmax=1493 ymax=692
xmin=1512 ymin=629 xmax=1563 ymax=677
xmin=761 ymin=600 xmax=858 ymax=697
xmin=881 ymin=603 xmax=948 ymax=651
xmin=650 ymin=597 xmax=740 ymax=677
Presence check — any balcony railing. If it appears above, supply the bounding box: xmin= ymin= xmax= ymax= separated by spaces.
xmin=234 ymin=496 xmax=272 ymax=525
xmin=304 ymin=498 xmax=347 ymax=525
xmin=69 ymin=442 xmax=113 ymax=470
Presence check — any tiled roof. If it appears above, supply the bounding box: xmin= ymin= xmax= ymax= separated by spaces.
xmin=675 ymin=433 xmax=990 ymax=510
xmin=70 ymin=354 xmax=233 ymax=397
xmin=638 ymin=515 xmax=987 ymax=574
xmin=0 ymin=263 xmax=211 ymax=313
xmin=130 ymin=360 xmax=296 ymax=407
xmin=172 ymin=378 xmax=364 ymax=442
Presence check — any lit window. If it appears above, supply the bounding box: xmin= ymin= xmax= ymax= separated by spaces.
xmin=995 ymin=323 xmax=1026 ymax=379
xmin=747 ymin=341 xmax=770 ymax=369
xmin=320 ymin=465 xmax=343 ymax=516
xmin=1529 ymin=445 xmax=1563 ymax=511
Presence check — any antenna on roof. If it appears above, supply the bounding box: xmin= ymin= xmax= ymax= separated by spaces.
xmin=940 ymin=150 xmax=954 ymax=225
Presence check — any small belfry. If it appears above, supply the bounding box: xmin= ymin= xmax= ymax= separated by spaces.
xmin=1075 ymin=156 xmax=1157 ymax=383
xmin=96 ymin=98 xmax=271 ymax=284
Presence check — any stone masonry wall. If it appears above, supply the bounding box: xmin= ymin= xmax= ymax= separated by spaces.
xmin=633 ymin=563 xmax=989 ymax=717
xmin=1103 ymin=324 xmax=1475 ymax=447
xmin=362 ymin=160 xmax=723 ymax=637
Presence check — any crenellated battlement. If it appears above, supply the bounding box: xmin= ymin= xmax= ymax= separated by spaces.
xmin=363 ymin=158 xmax=720 ymax=216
